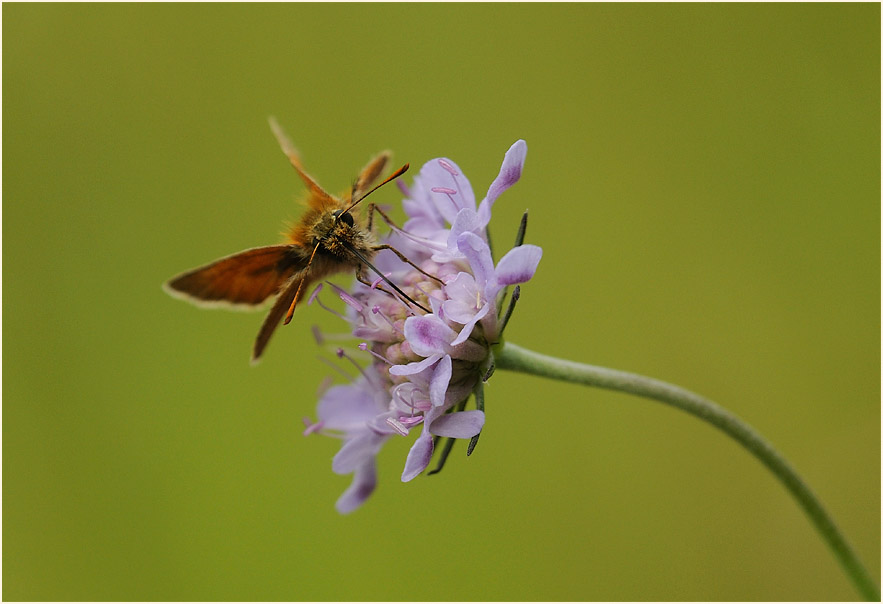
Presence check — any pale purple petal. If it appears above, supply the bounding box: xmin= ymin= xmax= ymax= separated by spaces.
xmin=449 ymin=301 xmax=490 ymax=346
xmin=456 ymin=232 xmax=496 ymax=288
xmin=443 ymin=272 xmax=478 ymax=304
xmin=333 ymin=432 xmax=383 ymax=474
xmin=367 ymin=410 xmax=403 ymax=435
xmin=318 ymin=384 xmax=381 ymax=430
xmin=402 ymin=315 xmax=457 ymax=356
xmin=442 ymin=272 xmax=481 ymax=324
xmin=389 ymin=383 xmax=430 ymax=415
xmin=402 ymin=184 xmax=441 ymax=224
xmin=477 ymin=139 xmax=527 ymax=223
xmin=401 ymin=433 xmax=434 ymax=482
xmin=429 ymin=355 xmax=452 ymax=407
xmin=496 ymin=244 xmax=543 ymax=285
xmin=389 ymin=353 xmax=441 ymax=377
xmin=388 ymin=226 xmax=449 ymax=255
xmin=351 ymin=315 xmax=398 ymax=344
xmin=401 ymin=403 xmax=449 ymax=481
xmin=418 ymin=158 xmax=476 ymax=224
xmin=335 ymin=459 xmax=377 ymax=514
xmin=428 ymin=294 xmax=444 ymax=316
xmin=402 ymin=214 xmax=442 ymax=238
xmin=485 ymin=139 xmax=527 ymax=207
xmin=447 ymin=208 xmax=483 ymax=251
xmin=442 ymin=298 xmax=477 ymax=324
xmin=430 ymin=410 xmax=485 ymax=438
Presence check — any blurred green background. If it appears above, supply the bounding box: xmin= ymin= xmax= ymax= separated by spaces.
xmin=4 ymin=4 xmax=879 ymax=601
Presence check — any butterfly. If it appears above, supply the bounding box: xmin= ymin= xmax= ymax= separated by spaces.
xmin=164 ymin=118 xmax=427 ymax=362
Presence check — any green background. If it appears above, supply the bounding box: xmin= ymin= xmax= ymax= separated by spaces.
xmin=4 ymin=4 xmax=879 ymax=601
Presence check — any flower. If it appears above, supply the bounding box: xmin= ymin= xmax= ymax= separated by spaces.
xmin=304 ymin=367 xmax=392 ymax=514
xmin=305 ymin=141 xmax=542 ymax=512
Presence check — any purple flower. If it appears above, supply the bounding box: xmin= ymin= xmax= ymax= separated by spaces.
xmin=304 ymin=368 xmax=394 ymax=513
xmin=398 ymin=140 xmax=529 ymax=262
xmin=307 ymin=140 xmax=542 ymax=511
xmin=446 ymin=231 xmax=542 ymax=344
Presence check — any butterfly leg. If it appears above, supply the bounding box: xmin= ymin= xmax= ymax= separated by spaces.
xmin=366 ymin=205 xmax=442 ymax=283
xmin=354 ymin=265 xmax=432 ymax=315
xmin=367 ymin=202 xmax=397 ymax=233
xmin=366 ymin=202 xmax=376 ymax=232
xmin=372 ymin=243 xmax=444 ymax=285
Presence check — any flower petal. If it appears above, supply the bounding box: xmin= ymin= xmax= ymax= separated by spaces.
xmin=447 ymin=208 xmax=483 ymax=251
xmin=496 ymin=244 xmax=543 ymax=285
xmin=442 ymin=272 xmax=483 ymax=326
xmin=318 ymin=383 xmax=382 ymax=430
xmin=332 ymin=432 xmax=383 ymax=475
xmin=430 ymin=410 xmax=485 ymax=438
xmin=442 ymin=298 xmax=477 ymax=324
xmin=402 ymin=315 xmax=457 ymax=357
xmin=443 ymin=272 xmax=478 ymax=306
xmin=401 ymin=433 xmax=434 ymax=482
xmin=335 ymin=459 xmax=377 ymax=514
xmin=401 ymin=402 xmax=450 ymax=482
xmin=478 ymin=139 xmax=527 ymax=222
xmin=450 ymin=301 xmax=490 ymax=346
xmin=418 ymin=157 xmax=476 ymax=225
xmin=457 ymin=232 xmax=496 ymax=288
xmin=429 ymin=354 xmax=452 ymax=407
xmin=389 ymin=353 xmax=441 ymax=377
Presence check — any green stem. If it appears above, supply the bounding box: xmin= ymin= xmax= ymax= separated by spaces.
xmin=494 ymin=341 xmax=879 ymax=601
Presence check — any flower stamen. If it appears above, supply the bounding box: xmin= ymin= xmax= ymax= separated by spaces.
xmin=431 ymin=186 xmax=457 ymax=195
xmin=311 ymin=287 xmax=347 ymax=321
xmin=317 ymin=356 xmax=355 ymax=381
xmin=358 ymin=342 xmax=393 ymax=365
xmin=386 ymin=416 xmax=409 ymax=436
xmin=371 ymin=305 xmax=403 ymax=334
xmin=335 ymin=347 xmax=371 ymax=381
xmin=303 ymin=418 xmax=324 ymax=436
xmin=438 ymin=159 xmax=459 ymax=175
xmin=329 ymin=282 xmax=365 ymax=312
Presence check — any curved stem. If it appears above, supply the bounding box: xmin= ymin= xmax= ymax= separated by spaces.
xmin=494 ymin=341 xmax=879 ymax=601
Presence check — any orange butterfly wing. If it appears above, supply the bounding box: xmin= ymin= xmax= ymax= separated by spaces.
xmin=353 ymin=151 xmax=391 ymax=200
xmin=269 ymin=117 xmax=338 ymax=213
xmin=164 ymin=245 xmax=308 ymax=308
xmin=252 ymin=266 xmax=312 ymax=362
xmin=168 ymin=119 xmax=401 ymax=362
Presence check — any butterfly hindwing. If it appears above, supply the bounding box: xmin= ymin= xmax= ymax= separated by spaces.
xmin=353 ymin=152 xmax=391 ymax=200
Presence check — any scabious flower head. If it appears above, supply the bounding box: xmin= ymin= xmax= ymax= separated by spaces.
xmin=305 ymin=140 xmax=542 ymax=512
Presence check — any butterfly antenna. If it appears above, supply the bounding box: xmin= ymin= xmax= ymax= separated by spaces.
xmin=342 ymin=163 xmax=409 ymax=216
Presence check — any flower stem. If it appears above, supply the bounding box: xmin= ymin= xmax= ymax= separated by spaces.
xmin=494 ymin=341 xmax=879 ymax=601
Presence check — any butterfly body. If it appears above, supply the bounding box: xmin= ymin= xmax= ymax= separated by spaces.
xmin=290 ymin=204 xmax=377 ymax=263
xmin=164 ymin=119 xmax=408 ymax=362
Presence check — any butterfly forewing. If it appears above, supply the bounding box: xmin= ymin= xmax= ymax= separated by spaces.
xmin=164 ymin=245 xmax=307 ymax=308
xmin=269 ymin=117 xmax=337 ymax=210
